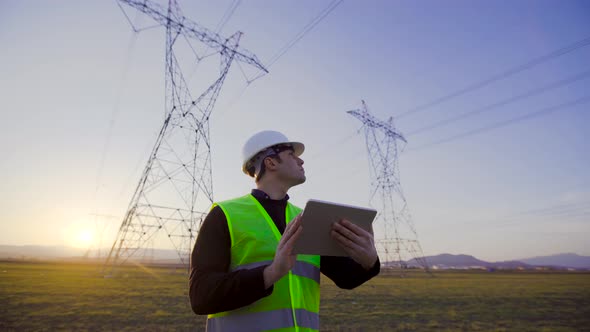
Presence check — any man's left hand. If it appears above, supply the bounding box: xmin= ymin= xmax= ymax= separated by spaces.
xmin=331 ymin=219 xmax=378 ymax=270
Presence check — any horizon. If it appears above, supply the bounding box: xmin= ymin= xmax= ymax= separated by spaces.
xmin=1 ymin=243 xmax=587 ymax=263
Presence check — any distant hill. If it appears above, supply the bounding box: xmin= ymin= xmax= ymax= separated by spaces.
xmin=2 ymin=245 xmax=588 ymax=269
xmin=0 ymin=245 xmax=82 ymax=258
xmin=518 ymin=253 xmax=590 ymax=269
xmin=0 ymin=245 xmax=182 ymax=262
xmin=408 ymin=253 xmax=531 ymax=269
xmin=421 ymin=253 xmax=489 ymax=267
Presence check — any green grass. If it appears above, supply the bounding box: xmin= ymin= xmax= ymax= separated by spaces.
xmin=1 ymin=262 xmax=589 ymax=331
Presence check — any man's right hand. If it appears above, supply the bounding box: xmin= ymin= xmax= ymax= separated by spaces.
xmin=263 ymin=214 xmax=303 ymax=289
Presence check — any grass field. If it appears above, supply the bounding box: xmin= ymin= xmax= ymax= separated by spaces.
xmin=1 ymin=261 xmax=589 ymax=331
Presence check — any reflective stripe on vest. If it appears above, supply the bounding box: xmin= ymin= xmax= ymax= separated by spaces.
xmin=233 ymin=260 xmax=320 ymax=284
xmin=207 ymin=308 xmax=319 ymax=332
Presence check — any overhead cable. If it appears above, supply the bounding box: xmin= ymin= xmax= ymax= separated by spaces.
xmin=408 ymin=95 xmax=590 ymax=151
xmin=215 ymin=0 xmax=241 ymax=34
xmin=249 ymin=0 xmax=344 ymax=82
xmin=406 ymin=69 xmax=590 ymax=136
xmin=396 ymin=35 xmax=590 ymax=119
xmin=266 ymin=0 xmax=343 ymax=67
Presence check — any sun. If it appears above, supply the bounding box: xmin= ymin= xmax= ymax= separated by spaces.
xmin=73 ymin=229 xmax=95 ymax=248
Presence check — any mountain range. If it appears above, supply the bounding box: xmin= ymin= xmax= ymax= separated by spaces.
xmin=1 ymin=245 xmax=589 ymax=269
xmin=408 ymin=253 xmax=590 ymax=270
xmin=518 ymin=253 xmax=590 ymax=269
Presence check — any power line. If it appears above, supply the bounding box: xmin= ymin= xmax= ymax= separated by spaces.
xmin=406 ymin=69 xmax=590 ymax=136
xmin=494 ymin=205 xmax=590 ymax=228
xmin=248 ymin=0 xmax=344 ymax=82
xmin=408 ymin=95 xmax=590 ymax=151
xmin=516 ymin=201 xmax=590 ymax=218
xmin=210 ymin=81 xmax=250 ymax=123
xmin=396 ymin=35 xmax=590 ymax=119
xmin=92 ymin=17 xmax=141 ymax=224
xmin=215 ymin=0 xmax=241 ymax=34
xmin=497 ymin=209 xmax=589 ymax=227
xmin=321 ymin=89 xmax=587 ymax=184
xmin=307 ymin=131 xmax=358 ymax=160
xmin=425 ymin=200 xmax=590 ymax=234
xmin=116 ymin=0 xmax=161 ymax=33
xmin=116 ymin=0 xmax=138 ymax=32
xmin=267 ymin=0 xmax=343 ymax=67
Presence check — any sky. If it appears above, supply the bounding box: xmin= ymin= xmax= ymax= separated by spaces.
xmin=0 ymin=0 xmax=589 ymax=262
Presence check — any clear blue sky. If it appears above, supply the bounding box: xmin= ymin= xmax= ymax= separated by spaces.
xmin=1 ymin=0 xmax=588 ymax=261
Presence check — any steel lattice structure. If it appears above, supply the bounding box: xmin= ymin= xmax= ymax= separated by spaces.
xmin=348 ymin=100 xmax=429 ymax=271
xmin=104 ymin=0 xmax=267 ymax=270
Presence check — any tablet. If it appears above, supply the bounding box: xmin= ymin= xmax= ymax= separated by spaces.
xmin=293 ymin=199 xmax=377 ymax=257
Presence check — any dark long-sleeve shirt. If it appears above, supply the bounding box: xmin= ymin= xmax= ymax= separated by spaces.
xmin=189 ymin=189 xmax=380 ymax=315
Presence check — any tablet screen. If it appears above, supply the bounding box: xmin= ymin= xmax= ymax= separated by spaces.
xmin=293 ymin=199 xmax=377 ymax=256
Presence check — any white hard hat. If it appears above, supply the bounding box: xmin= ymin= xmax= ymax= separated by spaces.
xmin=242 ymin=130 xmax=304 ymax=176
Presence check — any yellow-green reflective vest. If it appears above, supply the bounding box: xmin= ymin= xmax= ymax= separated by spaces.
xmin=207 ymin=194 xmax=321 ymax=332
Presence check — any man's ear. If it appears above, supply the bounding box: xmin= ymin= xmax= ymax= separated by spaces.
xmin=263 ymin=156 xmax=277 ymax=170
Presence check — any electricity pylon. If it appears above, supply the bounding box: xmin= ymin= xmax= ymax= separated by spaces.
xmin=104 ymin=0 xmax=267 ymax=271
xmin=348 ymin=100 xmax=429 ymax=271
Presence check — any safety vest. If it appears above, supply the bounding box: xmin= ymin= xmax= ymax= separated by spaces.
xmin=207 ymin=194 xmax=321 ymax=332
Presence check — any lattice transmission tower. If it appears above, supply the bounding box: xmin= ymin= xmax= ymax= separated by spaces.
xmin=348 ymin=100 xmax=429 ymax=271
xmin=104 ymin=0 xmax=267 ymax=270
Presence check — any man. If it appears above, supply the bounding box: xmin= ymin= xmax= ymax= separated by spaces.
xmin=189 ymin=130 xmax=380 ymax=331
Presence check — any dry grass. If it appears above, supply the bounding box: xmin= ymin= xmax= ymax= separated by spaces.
xmin=1 ymin=261 xmax=589 ymax=331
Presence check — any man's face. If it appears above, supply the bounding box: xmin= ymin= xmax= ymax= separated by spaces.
xmin=274 ymin=149 xmax=306 ymax=185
